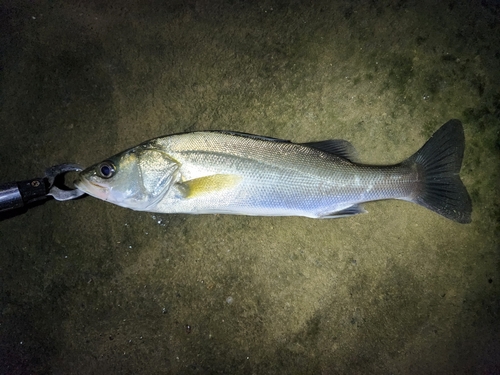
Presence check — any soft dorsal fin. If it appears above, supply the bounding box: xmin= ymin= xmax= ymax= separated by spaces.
xmin=210 ymin=130 xmax=359 ymax=161
xmin=302 ymin=139 xmax=359 ymax=162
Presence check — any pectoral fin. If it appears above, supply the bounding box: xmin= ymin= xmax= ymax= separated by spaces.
xmin=182 ymin=174 xmax=242 ymax=198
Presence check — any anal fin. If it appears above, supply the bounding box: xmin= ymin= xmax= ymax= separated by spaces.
xmin=320 ymin=204 xmax=366 ymax=218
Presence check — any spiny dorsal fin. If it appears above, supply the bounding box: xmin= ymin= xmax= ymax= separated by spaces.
xmin=209 ymin=130 xmax=290 ymax=143
xmin=302 ymin=139 xmax=359 ymax=162
xmin=210 ymin=130 xmax=359 ymax=161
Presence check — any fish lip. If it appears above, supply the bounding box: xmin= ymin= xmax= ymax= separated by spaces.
xmin=74 ymin=177 xmax=109 ymax=199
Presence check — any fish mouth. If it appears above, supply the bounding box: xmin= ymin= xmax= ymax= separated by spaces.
xmin=74 ymin=177 xmax=109 ymax=200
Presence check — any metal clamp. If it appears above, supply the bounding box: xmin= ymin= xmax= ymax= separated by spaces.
xmin=0 ymin=163 xmax=85 ymax=214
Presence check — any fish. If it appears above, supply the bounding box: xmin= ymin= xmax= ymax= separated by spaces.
xmin=74 ymin=119 xmax=472 ymax=223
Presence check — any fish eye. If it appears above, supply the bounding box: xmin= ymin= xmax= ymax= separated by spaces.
xmin=97 ymin=161 xmax=116 ymax=179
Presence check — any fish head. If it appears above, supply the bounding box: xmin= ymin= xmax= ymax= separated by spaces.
xmin=75 ymin=144 xmax=179 ymax=210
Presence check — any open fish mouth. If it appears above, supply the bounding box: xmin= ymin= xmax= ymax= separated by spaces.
xmin=74 ymin=177 xmax=109 ymax=200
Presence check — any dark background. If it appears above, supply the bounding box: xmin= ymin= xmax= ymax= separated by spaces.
xmin=1 ymin=0 xmax=499 ymax=373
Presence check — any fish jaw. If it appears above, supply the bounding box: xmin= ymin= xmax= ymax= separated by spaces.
xmin=74 ymin=145 xmax=181 ymax=210
xmin=74 ymin=176 xmax=110 ymax=201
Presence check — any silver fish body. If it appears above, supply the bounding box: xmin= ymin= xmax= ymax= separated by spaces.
xmin=75 ymin=120 xmax=472 ymax=223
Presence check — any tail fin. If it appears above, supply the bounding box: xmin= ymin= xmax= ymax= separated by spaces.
xmin=408 ymin=119 xmax=472 ymax=223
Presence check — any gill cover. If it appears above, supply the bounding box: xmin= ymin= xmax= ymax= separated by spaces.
xmin=134 ymin=147 xmax=180 ymax=206
xmin=77 ymin=146 xmax=179 ymax=210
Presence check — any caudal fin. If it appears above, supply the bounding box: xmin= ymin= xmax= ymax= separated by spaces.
xmin=408 ymin=119 xmax=472 ymax=223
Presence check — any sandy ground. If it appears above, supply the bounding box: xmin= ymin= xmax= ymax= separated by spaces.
xmin=0 ymin=0 xmax=499 ymax=373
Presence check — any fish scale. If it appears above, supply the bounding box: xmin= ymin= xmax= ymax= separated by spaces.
xmin=75 ymin=120 xmax=472 ymax=223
